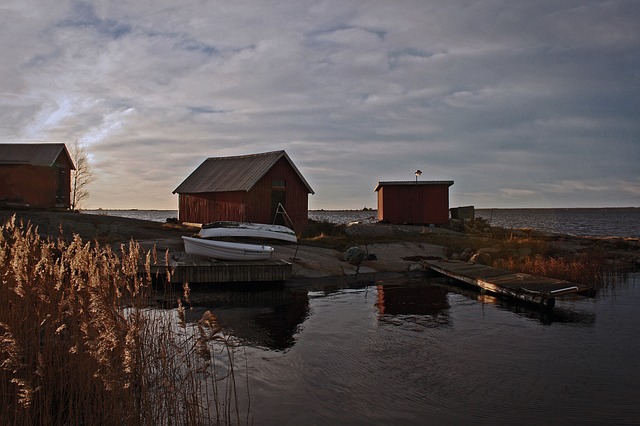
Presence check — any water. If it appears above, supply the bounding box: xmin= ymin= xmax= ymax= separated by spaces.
xmin=82 ymin=208 xmax=640 ymax=422
xmin=175 ymin=274 xmax=640 ymax=425
xmin=83 ymin=209 xmax=178 ymax=223
xmin=313 ymin=208 xmax=640 ymax=239
xmin=83 ymin=207 xmax=640 ymax=238
xmin=475 ymin=208 xmax=640 ymax=239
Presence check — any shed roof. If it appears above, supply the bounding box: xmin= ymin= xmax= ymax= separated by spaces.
xmin=173 ymin=150 xmax=314 ymax=194
xmin=0 ymin=143 xmax=75 ymax=169
xmin=374 ymin=180 xmax=454 ymax=192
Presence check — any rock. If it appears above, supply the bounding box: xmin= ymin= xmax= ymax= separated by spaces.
xmin=342 ymin=246 xmax=368 ymax=265
xmin=459 ymin=247 xmax=474 ymax=261
xmin=469 ymin=252 xmax=491 ymax=265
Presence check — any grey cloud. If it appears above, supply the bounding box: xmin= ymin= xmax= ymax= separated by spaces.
xmin=1 ymin=0 xmax=638 ymax=209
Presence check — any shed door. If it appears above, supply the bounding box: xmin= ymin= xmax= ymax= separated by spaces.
xmin=271 ymin=190 xmax=286 ymax=225
xmin=56 ymin=165 xmax=67 ymax=205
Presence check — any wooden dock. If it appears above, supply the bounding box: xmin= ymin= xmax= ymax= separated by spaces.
xmin=151 ymin=254 xmax=292 ymax=283
xmin=423 ymin=259 xmax=593 ymax=309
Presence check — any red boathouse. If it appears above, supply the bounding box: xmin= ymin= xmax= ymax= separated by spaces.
xmin=173 ymin=150 xmax=314 ymax=232
xmin=375 ymin=180 xmax=454 ymax=225
xmin=0 ymin=143 xmax=75 ymax=209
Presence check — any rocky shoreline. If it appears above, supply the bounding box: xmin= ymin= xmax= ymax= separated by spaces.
xmin=2 ymin=208 xmax=639 ymax=280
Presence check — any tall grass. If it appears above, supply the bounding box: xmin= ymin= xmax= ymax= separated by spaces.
xmin=497 ymin=252 xmax=625 ymax=289
xmin=0 ymin=216 xmax=245 ymax=425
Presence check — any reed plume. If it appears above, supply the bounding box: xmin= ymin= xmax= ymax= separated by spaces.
xmin=0 ymin=215 xmax=245 ymax=425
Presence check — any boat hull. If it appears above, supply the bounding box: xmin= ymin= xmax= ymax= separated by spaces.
xmin=199 ymin=221 xmax=297 ymax=243
xmin=182 ymin=236 xmax=274 ymax=261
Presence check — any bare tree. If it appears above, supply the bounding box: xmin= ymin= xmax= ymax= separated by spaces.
xmin=69 ymin=140 xmax=96 ymax=210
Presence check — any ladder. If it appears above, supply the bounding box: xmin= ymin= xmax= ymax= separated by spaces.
xmin=273 ymin=203 xmax=295 ymax=230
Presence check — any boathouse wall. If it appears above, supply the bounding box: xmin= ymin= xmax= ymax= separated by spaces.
xmin=375 ymin=181 xmax=453 ymax=225
xmin=0 ymin=145 xmax=74 ymax=209
xmin=178 ymin=192 xmax=246 ymax=225
xmin=244 ymin=157 xmax=311 ymax=231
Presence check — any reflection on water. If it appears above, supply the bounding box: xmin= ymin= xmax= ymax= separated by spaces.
xmin=376 ymin=283 xmax=452 ymax=328
xmin=159 ymin=284 xmax=309 ymax=351
xmin=154 ymin=273 xmax=639 ymax=425
xmin=437 ymin=280 xmax=597 ymax=326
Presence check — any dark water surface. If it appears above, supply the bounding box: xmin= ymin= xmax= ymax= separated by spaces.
xmin=475 ymin=208 xmax=640 ymax=239
xmin=177 ymin=273 xmax=640 ymax=425
xmin=86 ymin=208 xmax=640 ymax=422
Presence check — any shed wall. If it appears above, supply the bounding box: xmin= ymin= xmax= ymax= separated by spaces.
xmin=178 ymin=192 xmax=246 ymax=224
xmin=245 ymin=157 xmax=309 ymax=231
xmin=0 ymin=153 xmax=72 ymax=208
xmin=377 ymin=184 xmax=450 ymax=224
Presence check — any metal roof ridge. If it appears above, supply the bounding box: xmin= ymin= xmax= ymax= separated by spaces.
xmin=173 ymin=149 xmax=314 ymax=195
xmin=374 ymin=180 xmax=454 ymax=191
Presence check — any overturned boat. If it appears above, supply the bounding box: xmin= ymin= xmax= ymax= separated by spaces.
xmin=198 ymin=221 xmax=297 ymax=243
xmin=182 ymin=236 xmax=274 ymax=261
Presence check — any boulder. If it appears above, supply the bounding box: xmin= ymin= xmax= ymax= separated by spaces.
xmin=342 ymin=246 xmax=368 ymax=265
xmin=469 ymin=252 xmax=492 ymax=265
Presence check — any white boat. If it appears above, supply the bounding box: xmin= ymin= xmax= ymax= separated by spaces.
xmin=198 ymin=221 xmax=297 ymax=243
xmin=182 ymin=236 xmax=274 ymax=261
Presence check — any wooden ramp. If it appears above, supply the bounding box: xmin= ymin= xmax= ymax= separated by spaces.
xmin=150 ymin=253 xmax=292 ymax=283
xmin=424 ymin=259 xmax=593 ymax=309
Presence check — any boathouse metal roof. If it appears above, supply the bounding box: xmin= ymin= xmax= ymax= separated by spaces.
xmin=173 ymin=150 xmax=314 ymax=194
xmin=0 ymin=143 xmax=75 ymax=169
xmin=374 ymin=180 xmax=454 ymax=192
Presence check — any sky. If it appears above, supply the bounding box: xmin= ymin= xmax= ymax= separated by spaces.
xmin=1 ymin=0 xmax=639 ymax=210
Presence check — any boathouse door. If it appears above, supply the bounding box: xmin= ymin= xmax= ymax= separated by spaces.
xmin=271 ymin=189 xmax=286 ymax=225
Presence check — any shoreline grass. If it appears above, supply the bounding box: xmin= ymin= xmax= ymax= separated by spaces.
xmin=0 ymin=216 xmax=246 ymax=425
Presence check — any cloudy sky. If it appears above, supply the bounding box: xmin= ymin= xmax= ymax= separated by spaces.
xmin=2 ymin=1 xmax=639 ymax=209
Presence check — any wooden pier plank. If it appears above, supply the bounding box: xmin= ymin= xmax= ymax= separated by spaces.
xmin=149 ymin=253 xmax=292 ymax=283
xmin=424 ymin=259 xmax=591 ymax=308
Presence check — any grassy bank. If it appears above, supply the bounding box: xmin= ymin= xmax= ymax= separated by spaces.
xmin=302 ymin=218 xmax=636 ymax=288
xmin=0 ymin=216 xmax=245 ymax=425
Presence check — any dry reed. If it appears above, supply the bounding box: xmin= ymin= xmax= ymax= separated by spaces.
xmin=0 ymin=216 xmax=245 ymax=425
xmin=497 ymin=252 xmax=624 ymax=289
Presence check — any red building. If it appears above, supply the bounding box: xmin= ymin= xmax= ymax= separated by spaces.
xmin=374 ymin=180 xmax=454 ymax=225
xmin=173 ymin=151 xmax=314 ymax=231
xmin=0 ymin=143 xmax=75 ymax=209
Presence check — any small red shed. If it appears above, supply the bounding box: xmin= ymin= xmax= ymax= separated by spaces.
xmin=173 ymin=150 xmax=314 ymax=231
xmin=0 ymin=143 xmax=75 ymax=209
xmin=374 ymin=180 xmax=454 ymax=225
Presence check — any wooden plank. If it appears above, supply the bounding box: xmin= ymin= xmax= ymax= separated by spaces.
xmin=424 ymin=259 xmax=591 ymax=309
xmin=148 ymin=254 xmax=292 ymax=283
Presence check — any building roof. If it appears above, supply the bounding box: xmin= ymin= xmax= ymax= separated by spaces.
xmin=173 ymin=150 xmax=315 ymax=194
xmin=0 ymin=143 xmax=75 ymax=169
xmin=374 ymin=180 xmax=454 ymax=192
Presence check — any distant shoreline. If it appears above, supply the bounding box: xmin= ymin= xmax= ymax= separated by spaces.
xmin=82 ymin=206 xmax=640 ymax=212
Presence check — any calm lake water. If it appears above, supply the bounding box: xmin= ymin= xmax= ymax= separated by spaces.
xmin=475 ymin=208 xmax=640 ymax=239
xmin=83 ymin=209 xmax=640 ymax=423
xmin=311 ymin=208 xmax=640 ymax=239
xmin=175 ymin=273 xmax=640 ymax=425
xmin=83 ymin=207 xmax=640 ymax=239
